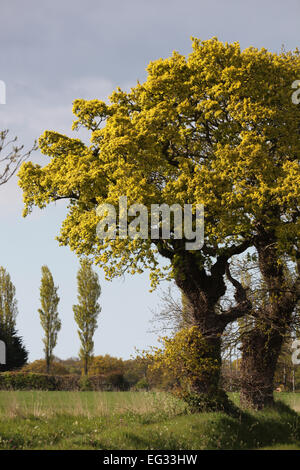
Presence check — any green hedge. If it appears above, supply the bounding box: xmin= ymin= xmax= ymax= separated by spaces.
xmin=0 ymin=372 xmax=56 ymax=390
xmin=0 ymin=372 xmax=130 ymax=391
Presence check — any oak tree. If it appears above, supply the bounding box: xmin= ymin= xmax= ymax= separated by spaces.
xmin=19 ymin=38 xmax=300 ymax=407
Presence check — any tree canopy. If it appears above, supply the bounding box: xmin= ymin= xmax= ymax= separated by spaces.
xmin=19 ymin=38 xmax=300 ymax=286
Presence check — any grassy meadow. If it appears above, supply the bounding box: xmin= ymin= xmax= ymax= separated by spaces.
xmin=0 ymin=390 xmax=299 ymax=450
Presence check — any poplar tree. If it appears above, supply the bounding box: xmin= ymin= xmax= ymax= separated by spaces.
xmin=38 ymin=266 xmax=61 ymax=374
xmin=0 ymin=266 xmax=18 ymax=334
xmin=0 ymin=266 xmax=28 ymax=371
xmin=73 ymin=259 xmax=101 ymax=375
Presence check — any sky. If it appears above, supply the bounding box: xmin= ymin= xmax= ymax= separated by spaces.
xmin=0 ymin=0 xmax=299 ymax=362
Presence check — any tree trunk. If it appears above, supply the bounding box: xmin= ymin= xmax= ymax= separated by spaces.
xmin=84 ymin=356 xmax=88 ymax=376
xmin=239 ymin=227 xmax=298 ymax=409
xmin=180 ymin=317 xmax=229 ymax=411
xmin=46 ymin=356 xmax=50 ymax=374
xmin=175 ymin=276 xmax=231 ymax=411
xmin=193 ymin=331 xmax=222 ymax=393
xmin=240 ymin=326 xmax=284 ymax=409
xmin=158 ymin=243 xmax=252 ymax=412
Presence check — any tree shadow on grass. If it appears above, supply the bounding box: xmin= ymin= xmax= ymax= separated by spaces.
xmin=106 ymin=401 xmax=300 ymax=450
xmin=200 ymin=400 xmax=300 ymax=449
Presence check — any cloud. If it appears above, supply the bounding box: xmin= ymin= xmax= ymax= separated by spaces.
xmin=1 ymin=76 xmax=116 ymax=138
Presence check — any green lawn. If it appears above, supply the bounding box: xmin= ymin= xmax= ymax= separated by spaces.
xmin=0 ymin=390 xmax=299 ymax=450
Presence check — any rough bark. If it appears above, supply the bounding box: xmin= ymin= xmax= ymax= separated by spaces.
xmin=84 ymin=357 xmax=88 ymax=376
xmin=46 ymin=356 xmax=50 ymax=374
xmin=168 ymin=245 xmax=252 ymax=410
xmin=240 ymin=227 xmax=299 ymax=409
xmin=240 ymin=326 xmax=284 ymax=409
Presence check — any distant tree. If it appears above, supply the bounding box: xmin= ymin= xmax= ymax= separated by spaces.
xmin=38 ymin=266 xmax=61 ymax=374
xmin=0 ymin=266 xmax=18 ymax=333
xmin=21 ymin=359 xmax=68 ymax=375
xmin=123 ymin=358 xmax=148 ymax=388
xmin=59 ymin=357 xmax=82 ymax=375
xmin=0 ymin=267 xmax=27 ymax=371
xmin=89 ymin=354 xmax=123 ymax=376
xmin=0 ymin=322 xmax=28 ymax=371
xmin=0 ymin=129 xmax=36 ymax=186
xmin=73 ymin=259 xmax=101 ymax=375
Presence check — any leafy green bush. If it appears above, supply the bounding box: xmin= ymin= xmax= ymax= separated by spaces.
xmin=0 ymin=372 xmax=57 ymax=390
xmin=79 ymin=376 xmax=92 ymax=391
xmin=0 ymin=372 xmax=130 ymax=391
xmin=181 ymin=389 xmax=236 ymax=413
xmin=134 ymin=378 xmax=149 ymax=391
xmin=0 ymin=372 xmax=81 ymax=391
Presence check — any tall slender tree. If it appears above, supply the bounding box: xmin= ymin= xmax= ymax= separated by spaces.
xmin=73 ymin=259 xmax=101 ymax=376
xmin=38 ymin=266 xmax=61 ymax=374
xmin=0 ymin=266 xmax=18 ymax=334
xmin=0 ymin=266 xmax=28 ymax=371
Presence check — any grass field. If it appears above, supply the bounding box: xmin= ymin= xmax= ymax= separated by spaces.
xmin=0 ymin=390 xmax=299 ymax=450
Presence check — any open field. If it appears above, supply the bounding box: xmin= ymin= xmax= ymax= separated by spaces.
xmin=0 ymin=391 xmax=299 ymax=450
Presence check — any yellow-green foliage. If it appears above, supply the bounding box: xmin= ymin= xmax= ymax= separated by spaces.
xmin=21 ymin=359 xmax=69 ymax=376
xmin=147 ymin=326 xmax=220 ymax=394
xmin=18 ymin=38 xmax=300 ymax=288
xmin=89 ymin=355 xmax=124 ymax=376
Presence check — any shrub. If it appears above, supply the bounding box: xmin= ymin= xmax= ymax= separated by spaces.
xmin=0 ymin=372 xmax=129 ymax=391
xmin=134 ymin=377 xmax=149 ymax=391
xmin=0 ymin=372 xmax=81 ymax=391
xmin=0 ymin=372 xmax=57 ymax=390
xmin=145 ymin=326 xmax=224 ymax=410
xmin=79 ymin=376 xmax=92 ymax=391
xmin=21 ymin=360 xmax=69 ymax=375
